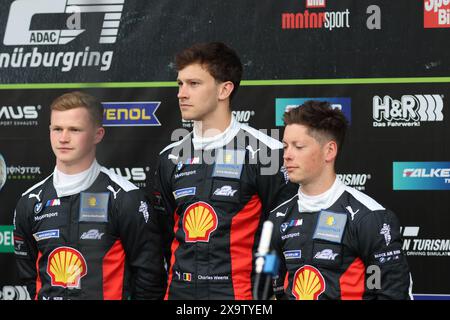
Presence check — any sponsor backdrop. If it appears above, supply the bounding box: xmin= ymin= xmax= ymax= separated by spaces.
xmin=0 ymin=0 xmax=449 ymax=299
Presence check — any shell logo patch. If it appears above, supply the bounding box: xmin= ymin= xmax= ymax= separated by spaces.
xmin=183 ymin=202 xmax=218 ymax=242
xmin=292 ymin=265 xmax=325 ymax=300
xmin=47 ymin=247 xmax=87 ymax=288
xmin=326 ymin=215 xmax=335 ymax=226
xmin=88 ymin=196 xmax=97 ymax=207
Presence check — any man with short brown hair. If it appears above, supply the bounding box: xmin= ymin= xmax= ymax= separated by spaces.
xmin=270 ymin=100 xmax=412 ymax=300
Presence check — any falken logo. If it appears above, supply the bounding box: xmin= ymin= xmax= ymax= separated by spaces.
xmin=4 ymin=0 xmax=124 ymax=45
xmin=373 ymin=95 xmax=444 ymax=127
xmin=403 ymin=168 xmax=450 ymax=178
xmin=393 ymin=162 xmax=450 ymax=190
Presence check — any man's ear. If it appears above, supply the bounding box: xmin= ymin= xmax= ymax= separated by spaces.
xmin=94 ymin=126 xmax=105 ymax=145
xmin=324 ymin=140 xmax=338 ymax=163
xmin=218 ymin=81 xmax=234 ymax=101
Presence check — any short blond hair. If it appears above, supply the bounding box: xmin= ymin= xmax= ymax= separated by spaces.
xmin=50 ymin=91 xmax=103 ymax=127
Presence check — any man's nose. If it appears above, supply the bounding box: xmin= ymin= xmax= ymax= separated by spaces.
xmin=59 ymin=130 xmax=70 ymax=142
xmin=178 ymin=85 xmax=188 ymax=99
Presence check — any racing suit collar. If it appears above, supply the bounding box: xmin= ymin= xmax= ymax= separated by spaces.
xmin=53 ymin=159 xmax=101 ymax=197
xmin=297 ymin=176 xmax=346 ymax=212
xmin=192 ymin=115 xmax=241 ymax=150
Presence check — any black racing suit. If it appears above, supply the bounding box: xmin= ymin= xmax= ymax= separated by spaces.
xmin=13 ymin=167 xmax=166 ymax=300
xmin=154 ymin=117 xmax=295 ymax=299
xmin=270 ymin=178 xmax=412 ymax=300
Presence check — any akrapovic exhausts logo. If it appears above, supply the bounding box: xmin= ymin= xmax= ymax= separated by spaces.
xmin=373 ymin=95 xmax=444 ymax=127
xmin=1 ymin=0 xmax=125 ymax=72
xmin=0 ymin=105 xmax=41 ymax=126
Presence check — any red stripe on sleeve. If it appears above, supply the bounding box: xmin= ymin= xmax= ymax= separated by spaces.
xmin=164 ymin=212 xmax=180 ymax=300
xmin=103 ymin=240 xmax=125 ymax=300
xmin=230 ymin=194 xmax=262 ymax=300
xmin=35 ymin=251 xmax=42 ymax=300
xmin=339 ymin=257 xmax=365 ymax=300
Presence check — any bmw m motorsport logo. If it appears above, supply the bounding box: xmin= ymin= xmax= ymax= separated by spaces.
xmin=102 ymin=102 xmax=161 ymax=126
xmin=393 ymin=162 xmax=450 ymax=190
xmin=275 ymin=98 xmax=351 ymax=126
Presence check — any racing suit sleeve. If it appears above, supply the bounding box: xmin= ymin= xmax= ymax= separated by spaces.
xmin=13 ymin=198 xmax=38 ymax=299
xmin=152 ymin=155 xmax=176 ymax=268
xmin=352 ymin=209 xmax=412 ymax=300
xmin=116 ymin=189 xmax=167 ymax=299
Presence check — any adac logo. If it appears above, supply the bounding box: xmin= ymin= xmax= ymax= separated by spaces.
xmin=102 ymin=102 xmax=161 ymax=126
xmin=292 ymin=265 xmax=325 ymax=300
xmin=183 ymin=202 xmax=218 ymax=242
xmin=3 ymin=0 xmax=125 ymax=45
xmin=47 ymin=247 xmax=87 ymax=288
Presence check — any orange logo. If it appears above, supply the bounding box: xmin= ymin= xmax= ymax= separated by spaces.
xmin=47 ymin=247 xmax=87 ymax=288
xmin=292 ymin=265 xmax=325 ymax=300
xmin=183 ymin=202 xmax=218 ymax=242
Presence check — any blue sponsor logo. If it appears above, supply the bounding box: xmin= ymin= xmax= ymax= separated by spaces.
xmin=283 ymin=250 xmax=302 ymax=259
xmin=393 ymin=162 xmax=450 ymax=190
xmin=103 ymin=102 xmax=161 ymax=126
xmin=33 ymin=229 xmax=60 ymax=241
xmin=173 ymin=187 xmax=196 ymax=199
xmin=275 ymin=98 xmax=352 ymax=126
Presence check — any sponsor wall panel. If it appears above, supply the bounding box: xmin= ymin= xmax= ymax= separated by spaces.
xmin=1 ymin=83 xmax=450 ymax=297
xmin=0 ymin=0 xmax=449 ymax=83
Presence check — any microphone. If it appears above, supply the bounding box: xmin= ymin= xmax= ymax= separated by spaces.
xmin=255 ymin=221 xmax=273 ymax=274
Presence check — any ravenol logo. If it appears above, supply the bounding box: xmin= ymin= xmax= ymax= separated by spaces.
xmin=4 ymin=0 xmax=124 ymax=45
xmin=275 ymin=98 xmax=351 ymax=126
xmin=393 ymin=162 xmax=450 ymax=190
xmin=102 ymin=102 xmax=161 ymax=126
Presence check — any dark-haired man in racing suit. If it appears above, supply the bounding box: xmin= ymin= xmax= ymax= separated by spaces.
xmin=154 ymin=42 xmax=294 ymax=299
xmin=270 ymin=100 xmax=412 ymax=300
